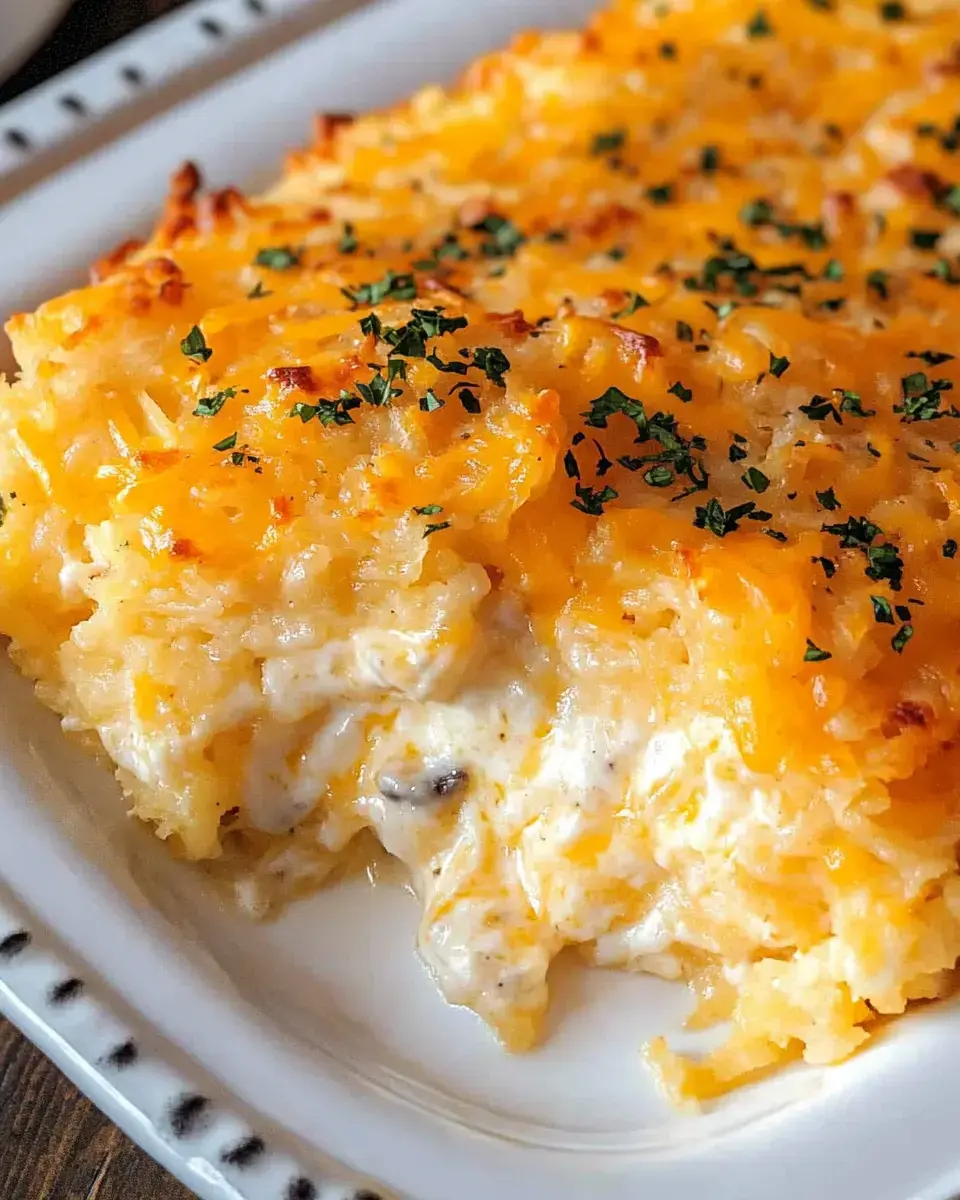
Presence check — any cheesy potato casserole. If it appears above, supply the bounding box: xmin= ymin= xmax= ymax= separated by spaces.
xmin=5 ymin=0 xmax=960 ymax=1103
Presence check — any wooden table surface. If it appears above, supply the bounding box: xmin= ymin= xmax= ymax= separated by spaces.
xmin=2 ymin=12 xmax=198 ymax=1198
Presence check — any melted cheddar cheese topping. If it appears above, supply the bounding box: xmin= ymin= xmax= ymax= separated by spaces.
xmin=5 ymin=0 xmax=960 ymax=1102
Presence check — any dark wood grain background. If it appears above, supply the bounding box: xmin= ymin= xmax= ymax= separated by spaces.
xmin=0 ymin=8 xmax=195 ymax=1199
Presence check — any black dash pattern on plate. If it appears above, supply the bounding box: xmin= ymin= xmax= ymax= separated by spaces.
xmin=103 ymin=1039 xmax=139 ymax=1069
xmin=285 ymin=1179 xmax=317 ymax=1200
xmin=48 ymin=977 xmax=84 ymax=1005
xmin=0 ymin=930 xmax=31 ymax=959
xmin=221 ymin=1134 xmax=266 ymax=1168
xmin=169 ymin=1093 xmax=211 ymax=1138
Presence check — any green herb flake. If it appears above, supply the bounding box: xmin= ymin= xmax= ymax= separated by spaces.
xmin=729 ymin=442 xmax=748 ymax=463
xmin=180 ymin=325 xmax=212 ymax=363
xmin=591 ymin=128 xmax=626 ymax=156
xmin=907 ymin=349 xmax=955 ymax=366
xmin=423 ymin=521 xmax=452 ymax=538
xmin=420 ymin=389 xmax=444 ymax=413
xmin=822 ymin=258 xmax=845 ymax=281
xmin=668 ymin=381 xmax=693 ymax=403
xmin=769 ymin=353 xmax=790 ymax=378
xmin=341 ymin=270 xmax=417 ymax=306
xmin=676 ymin=320 xmax=694 ymax=342
xmin=564 ymin=450 xmax=580 ymax=479
xmin=740 ymin=198 xmax=775 ymax=227
xmin=644 ymin=465 xmax=674 ymax=488
xmin=470 ymin=212 xmax=525 ymax=259
xmin=571 ymin=483 xmax=619 ymax=516
xmin=804 ymin=639 xmax=832 ymax=663
xmin=799 ymin=396 xmax=842 ymax=423
xmin=746 ymin=8 xmax=774 ymax=36
xmin=613 ymin=292 xmax=650 ymax=318
xmin=694 ymin=497 xmax=757 ymax=537
xmin=870 ymin=595 xmax=895 ymax=625
xmin=944 ymin=537 xmax=959 ymax=559
xmin=254 ymin=245 xmax=302 ymax=270
xmin=472 ymin=346 xmax=511 ymax=387
xmin=646 ymin=183 xmax=675 ymax=205
xmin=891 ymin=623 xmax=914 ymax=653
xmin=700 ymin=145 xmax=720 ymax=173
xmin=247 ymin=281 xmax=272 ymax=299
xmin=212 ymin=432 xmax=238 ymax=452
xmin=193 ymin=387 xmax=237 ymax=418
xmin=879 ymin=1 xmax=906 ymax=19
xmin=459 ymin=388 xmax=482 ymax=414
xmin=816 ymin=487 xmax=841 ymax=511
xmin=414 ymin=504 xmax=443 ymax=516
xmin=813 ymin=555 xmax=837 ymax=579
xmin=866 ymin=269 xmax=890 ymax=300
xmin=742 ymin=466 xmax=770 ymax=493
xmin=910 ymin=229 xmax=941 ymax=250
xmin=338 ymin=223 xmax=359 ymax=254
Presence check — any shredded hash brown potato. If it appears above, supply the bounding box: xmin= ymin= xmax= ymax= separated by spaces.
xmin=5 ymin=0 xmax=960 ymax=1104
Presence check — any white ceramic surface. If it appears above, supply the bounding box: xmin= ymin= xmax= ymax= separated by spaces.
xmin=2 ymin=2 xmax=960 ymax=1198
xmin=0 ymin=0 xmax=72 ymax=84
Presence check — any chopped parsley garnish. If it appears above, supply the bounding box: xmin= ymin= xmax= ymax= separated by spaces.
xmin=420 ymin=389 xmax=444 ymax=413
xmin=564 ymin=450 xmax=580 ymax=479
xmin=694 ymin=498 xmax=756 ymax=537
xmin=193 ymin=387 xmax=236 ymax=417
xmin=472 ymin=346 xmax=511 ymax=387
xmin=816 ymin=487 xmax=841 ymax=511
xmin=646 ymin=183 xmax=674 ymax=205
xmin=423 ymin=521 xmax=451 ymax=537
xmin=907 ymin=349 xmax=955 ymax=366
xmin=769 ymin=353 xmax=790 ymax=378
xmin=746 ymin=9 xmax=773 ymax=36
xmin=866 ymin=269 xmax=890 ymax=300
xmin=700 ymin=145 xmax=720 ymax=173
xmin=247 ymin=281 xmax=272 ymax=299
xmin=180 ymin=325 xmax=212 ymax=363
xmin=254 ymin=245 xmax=302 ymax=270
xmin=668 ymin=381 xmax=693 ymax=403
xmin=929 ymin=258 xmax=960 ymax=285
xmin=800 ymin=396 xmax=842 ymax=423
xmin=338 ymin=223 xmax=359 ymax=254
xmin=804 ymin=639 xmax=832 ymax=663
xmin=838 ymin=390 xmax=875 ymax=417
xmin=821 ymin=515 xmax=904 ymax=589
xmin=813 ymin=556 xmax=837 ymax=578
xmin=944 ymin=538 xmax=958 ymax=558
xmin=341 ymin=270 xmax=417 ymax=306
xmin=414 ymin=504 xmax=443 ymax=516
xmin=470 ymin=212 xmax=525 ymax=258
xmin=822 ymin=258 xmax=845 ymax=281
xmin=741 ymin=198 xmax=775 ymax=227
xmin=644 ymin=465 xmax=674 ymax=488
xmin=571 ymin=483 xmax=619 ymax=516
xmin=742 ymin=466 xmax=770 ymax=493
xmin=729 ymin=441 xmax=748 ymax=463
xmin=591 ymin=128 xmax=626 ymax=156
xmin=895 ymin=370 xmax=957 ymax=422
xmin=212 ymin=432 xmax=237 ymax=452
xmin=910 ymin=229 xmax=941 ymax=250
xmin=613 ymin=291 xmax=650 ymax=318
xmin=676 ymin=320 xmax=694 ymax=342
xmin=891 ymin=623 xmax=914 ymax=653
xmin=870 ymin=595 xmax=895 ymax=624
xmin=459 ymin=387 xmax=482 ymax=414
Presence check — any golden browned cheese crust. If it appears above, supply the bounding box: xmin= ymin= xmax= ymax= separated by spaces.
xmin=4 ymin=0 xmax=960 ymax=1101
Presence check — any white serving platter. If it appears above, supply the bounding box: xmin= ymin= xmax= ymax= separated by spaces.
xmin=1 ymin=2 xmax=960 ymax=1198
